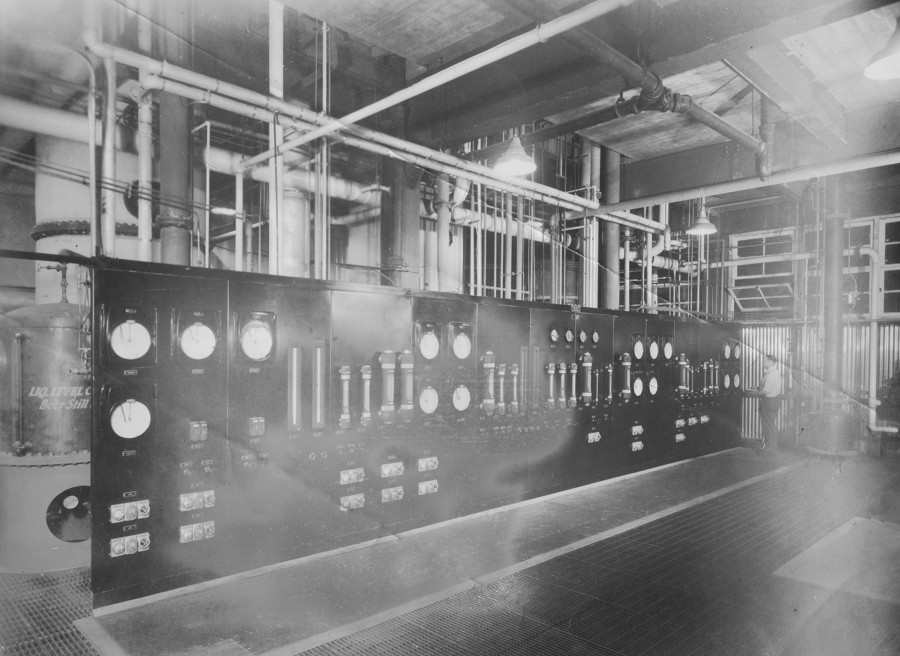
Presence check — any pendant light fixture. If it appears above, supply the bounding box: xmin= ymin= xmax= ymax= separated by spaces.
xmin=494 ymin=135 xmax=536 ymax=177
xmin=686 ymin=199 xmax=717 ymax=235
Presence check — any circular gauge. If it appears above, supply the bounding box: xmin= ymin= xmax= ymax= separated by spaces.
xmin=649 ymin=340 xmax=660 ymax=360
xmin=578 ymin=330 xmax=588 ymax=344
xmin=632 ymin=376 xmax=644 ymax=397
xmin=723 ymin=373 xmax=731 ymax=389
xmin=633 ymin=339 xmax=645 ymax=360
xmin=418 ymin=386 xmax=439 ymax=414
xmin=109 ymin=320 xmax=152 ymax=361
xmin=239 ymin=319 xmax=274 ymax=361
xmin=733 ymin=373 xmax=741 ymax=389
xmin=452 ymin=385 xmax=471 ymax=412
xmin=565 ymin=329 xmax=574 ymax=344
xmin=723 ymin=342 xmax=732 ymax=360
xmin=452 ymin=332 xmax=472 ymax=360
xmin=109 ymin=399 xmax=152 ymax=439
xmin=419 ymin=332 xmax=440 ymax=360
xmin=549 ymin=328 xmax=560 ymax=343
xmin=663 ymin=341 xmax=674 ymax=360
xmin=180 ymin=322 xmax=217 ymax=360
xmin=592 ymin=330 xmax=600 ymax=344
xmin=648 ymin=376 xmax=659 ymax=396
xmin=733 ymin=344 xmax=742 ymax=360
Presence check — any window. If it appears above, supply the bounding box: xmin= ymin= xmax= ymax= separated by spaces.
xmin=728 ymin=230 xmax=796 ymax=316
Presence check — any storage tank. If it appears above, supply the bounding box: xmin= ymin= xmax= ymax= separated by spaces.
xmin=0 ymin=302 xmax=91 ymax=572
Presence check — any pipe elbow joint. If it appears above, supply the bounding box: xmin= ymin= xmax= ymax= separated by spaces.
xmin=755 ymin=147 xmax=771 ymax=181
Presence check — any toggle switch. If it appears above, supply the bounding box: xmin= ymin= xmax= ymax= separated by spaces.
xmin=190 ymin=421 xmax=208 ymax=442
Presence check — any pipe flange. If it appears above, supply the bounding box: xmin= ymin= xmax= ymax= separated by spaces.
xmin=156 ymin=213 xmax=192 ymax=230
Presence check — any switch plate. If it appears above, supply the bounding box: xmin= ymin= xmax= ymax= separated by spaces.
xmin=380 ymin=486 xmax=404 ymax=503
xmin=418 ymin=480 xmax=439 ymax=495
xmin=417 ymin=457 xmax=438 ymax=472
xmin=340 ymin=493 xmax=365 ymax=511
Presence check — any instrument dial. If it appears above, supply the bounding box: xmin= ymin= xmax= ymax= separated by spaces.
xmin=549 ymin=328 xmax=560 ymax=343
xmin=110 ymin=320 xmax=152 ymax=361
xmin=180 ymin=322 xmax=217 ymax=360
xmin=578 ymin=330 xmax=587 ymax=344
xmin=633 ymin=339 xmax=645 ymax=360
xmin=648 ymin=340 xmax=660 ymax=360
xmin=723 ymin=342 xmax=732 ymax=360
xmin=723 ymin=373 xmax=731 ymax=389
xmin=419 ymin=332 xmax=440 ymax=360
xmin=648 ymin=376 xmax=659 ymax=396
xmin=239 ymin=319 xmax=274 ymax=361
xmin=733 ymin=344 xmax=742 ymax=360
xmin=418 ymin=386 xmax=439 ymax=414
xmin=592 ymin=330 xmax=600 ymax=344
xmin=733 ymin=373 xmax=741 ymax=389
xmin=565 ymin=329 xmax=574 ymax=344
xmin=632 ymin=376 xmax=644 ymax=397
xmin=109 ymin=399 xmax=152 ymax=439
xmin=452 ymin=333 xmax=472 ymax=360
xmin=452 ymin=385 xmax=471 ymax=411
xmin=663 ymin=341 xmax=674 ymax=360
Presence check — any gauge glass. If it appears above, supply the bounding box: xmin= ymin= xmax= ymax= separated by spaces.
xmin=649 ymin=340 xmax=660 ymax=360
xmin=733 ymin=373 xmax=741 ymax=389
xmin=565 ymin=329 xmax=574 ymax=343
xmin=578 ymin=330 xmax=587 ymax=344
xmin=452 ymin=385 xmax=471 ymax=411
xmin=663 ymin=341 xmax=674 ymax=359
xmin=180 ymin=322 xmax=217 ymax=360
xmin=110 ymin=320 xmax=152 ymax=361
xmin=633 ymin=377 xmax=644 ymax=397
xmin=723 ymin=373 xmax=731 ymax=389
xmin=109 ymin=399 xmax=151 ymax=439
xmin=419 ymin=332 xmax=440 ymax=360
xmin=592 ymin=330 xmax=600 ymax=344
xmin=239 ymin=319 xmax=274 ymax=361
xmin=648 ymin=376 xmax=659 ymax=396
xmin=419 ymin=387 xmax=439 ymax=414
xmin=452 ymin=333 xmax=472 ymax=360
xmin=549 ymin=328 xmax=559 ymax=343
xmin=733 ymin=345 xmax=742 ymax=360
xmin=723 ymin=343 xmax=732 ymax=360
xmin=633 ymin=339 xmax=645 ymax=360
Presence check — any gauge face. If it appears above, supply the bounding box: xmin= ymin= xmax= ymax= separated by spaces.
xmin=733 ymin=345 xmax=742 ymax=360
xmin=733 ymin=373 xmax=741 ymax=389
xmin=180 ymin=322 xmax=217 ymax=360
xmin=592 ymin=330 xmax=600 ymax=344
xmin=633 ymin=339 xmax=645 ymax=360
xmin=239 ymin=319 xmax=274 ymax=361
xmin=565 ymin=329 xmax=574 ymax=344
xmin=109 ymin=399 xmax=152 ymax=439
xmin=452 ymin=385 xmax=471 ymax=411
xmin=549 ymin=328 xmax=560 ymax=343
xmin=419 ymin=386 xmax=439 ymax=414
xmin=419 ymin=332 xmax=440 ymax=360
xmin=452 ymin=333 xmax=472 ymax=360
xmin=649 ymin=340 xmax=660 ymax=360
xmin=723 ymin=343 xmax=732 ymax=360
xmin=110 ymin=320 xmax=152 ymax=361
xmin=578 ymin=330 xmax=587 ymax=344
xmin=648 ymin=376 xmax=659 ymax=396
xmin=633 ymin=377 xmax=644 ymax=397
xmin=723 ymin=373 xmax=731 ymax=389
xmin=663 ymin=341 xmax=674 ymax=360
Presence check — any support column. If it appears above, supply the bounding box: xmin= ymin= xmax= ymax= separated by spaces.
xmin=435 ymin=176 xmax=452 ymax=293
xmin=601 ymin=147 xmax=621 ymax=309
xmin=282 ymin=188 xmax=309 ymax=277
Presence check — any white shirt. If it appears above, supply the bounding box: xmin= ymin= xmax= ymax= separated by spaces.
xmin=760 ymin=365 xmax=782 ymax=398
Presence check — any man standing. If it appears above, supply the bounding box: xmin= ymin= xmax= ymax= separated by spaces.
xmin=757 ymin=354 xmax=783 ymax=451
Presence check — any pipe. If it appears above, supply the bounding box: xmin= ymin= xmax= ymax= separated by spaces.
xmin=282 ymin=188 xmax=309 ymax=277
xmin=504 ymin=193 xmax=514 ymax=299
xmin=757 ymin=96 xmax=776 ymax=181
xmin=435 ymin=176 xmax=451 ymax=292
xmin=855 ymin=246 xmax=883 ymax=431
xmin=823 ymin=175 xmax=845 ymax=407
xmin=601 ymin=147 xmax=621 ymax=308
xmin=516 ymin=195 xmax=525 ymax=299
xmin=101 ymin=57 xmax=117 ymax=257
xmin=623 ymin=229 xmax=631 ymax=311
xmin=135 ymin=0 xmax=152 ymax=262
xmin=234 ymin=172 xmax=245 ymax=271
xmin=239 ymin=0 xmax=635 ymax=167
xmin=584 ymin=150 xmax=900 ymax=215
xmin=268 ymin=0 xmax=285 ymax=275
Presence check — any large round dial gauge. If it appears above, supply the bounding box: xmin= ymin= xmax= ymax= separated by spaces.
xmin=419 ymin=386 xmax=439 ymax=414
xmin=733 ymin=344 xmax=742 ymax=360
xmin=180 ymin=322 xmax=217 ymax=360
xmin=451 ymin=385 xmax=471 ymax=411
xmin=723 ymin=373 xmax=731 ymax=389
xmin=733 ymin=373 xmax=741 ymax=389
xmin=633 ymin=339 xmax=645 ymax=360
xmin=565 ymin=329 xmax=575 ymax=344
xmin=110 ymin=320 xmax=152 ymax=361
xmin=452 ymin=333 xmax=472 ymax=360
xmin=663 ymin=341 xmax=674 ymax=360
xmin=592 ymin=330 xmax=600 ymax=344
xmin=578 ymin=330 xmax=588 ymax=344
xmin=723 ymin=343 xmax=732 ymax=360
xmin=549 ymin=328 xmax=560 ymax=343
xmin=632 ymin=377 xmax=644 ymax=397
xmin=648 ymin=376 xmax=659 ymax=396
xmin=109 ymin=399 xmax=152 ymax=439
xmin=419 ymin=332 xmax=440 ymax=360
xmin=649 ymin=340 xmax=660 ymax=360
xmin=239 ymin=319 xmax=274 ymax=361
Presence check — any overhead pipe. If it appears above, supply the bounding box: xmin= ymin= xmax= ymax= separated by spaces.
xmin=135 ymin=0 xmax=153 ymax=262
xmin=238 ymin=0 xmax=636 ymax=167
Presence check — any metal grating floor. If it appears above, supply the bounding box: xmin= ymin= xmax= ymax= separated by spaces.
xmin=303 ymin=460 xmax=900 ymax=656
xmin=0 ymin=568 xmax=98 ymax=656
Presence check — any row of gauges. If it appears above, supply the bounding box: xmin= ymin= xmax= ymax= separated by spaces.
xmin=103 ymin=306 xmax=277 ymax=367
xmin=549 ymin=328 xmax=600 ymax=345
xmin=418 ymin=384 xmax=472 ymax=414
xmin=632 ymin=335 xmax=674 ymax=361
xmin=722 ymin=373 xmax=742 ymax=389
xmin=722 ymin=340 xmax=743 ymax=360
xmin=631 ymin=374 xmax=660 ymax=398
xmin=416 ymin=322 xmax=473 ymax=363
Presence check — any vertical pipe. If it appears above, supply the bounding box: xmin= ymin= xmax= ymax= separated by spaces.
xmin=268 ymin=0 xmax=284 ymax=275
xmin=235 ymin=172 xmax=244 ymax=271
xmin=101 ymin=57 xmax=117 ymax=257
xmin=505 ymin=192 xmax=514 ymax=299
xmin=136 ymin=1 xmax=152 ymax=262
xmin=282 ymin=188 xmax=309 ymax=276
xmin=623 ymin=229 xmax=631 ymax=311
xmin=516 ymin=195 xmax=525 ymax=300
xmin=436 ymin=176 xmax=451 ymax=292
xmin=601 ymin=147 xmax=620 ymax=309
xmin=822 ymin=176 xmax=845 ymax=405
